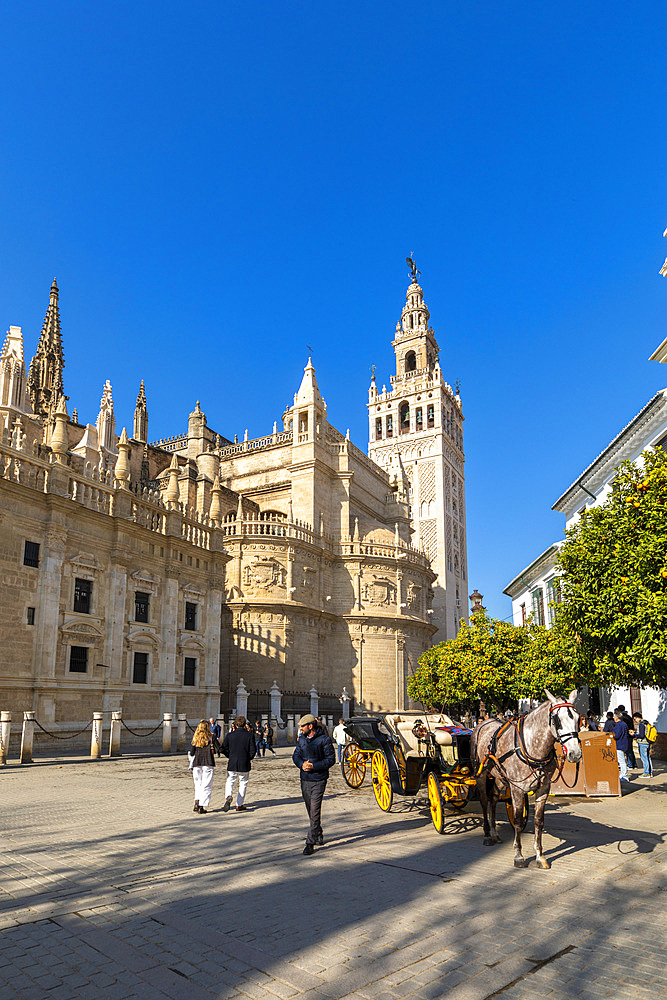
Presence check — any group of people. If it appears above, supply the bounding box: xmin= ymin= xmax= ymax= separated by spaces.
xmin=188 ymin=712 xmax=336 ymax=854
xmin=600 ymin=705 xmax=655 ymax=780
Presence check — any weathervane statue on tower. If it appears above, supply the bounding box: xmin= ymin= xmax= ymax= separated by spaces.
xmin=406 ymin=254 xmax=421 ymax=283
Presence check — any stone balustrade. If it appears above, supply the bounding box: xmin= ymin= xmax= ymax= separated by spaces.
xmin=218 ymin=429 xmax=293 ymax=459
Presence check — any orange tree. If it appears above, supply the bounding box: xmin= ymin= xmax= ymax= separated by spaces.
xmin=408 ymin=611 xmax=577 ymax=714
xmin=555 ymin=448 xmax=667 ymax=688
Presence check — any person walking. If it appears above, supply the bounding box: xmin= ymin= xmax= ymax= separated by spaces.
xmin=209 ymin=717 xmax=222 ymax=757
xmin=189 ymin=720 xmax=216 ymax=814
xmin=632 ymin=712 xmax=654 ymax=777
xmin=263 ymin=721 xmax=277 ymax=756
xmin=293 ymin=713 xmax=335 ymax=856
xmin=221 ymin=715 xmax=256 ymax=811
xmin=332 ymin=717 xmax=347 ymax=764
xmin=611 ymin=709 xmax=630 ymax=782
xmin=254 ymin=720 xmax=264 ymax=760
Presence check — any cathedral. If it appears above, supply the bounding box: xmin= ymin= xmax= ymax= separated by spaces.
xmin=0 ymin=268 xmax=467 ymax=726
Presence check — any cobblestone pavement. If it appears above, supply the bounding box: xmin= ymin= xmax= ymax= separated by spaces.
xmin=0 ymin=747 xmax=665 ymax=1000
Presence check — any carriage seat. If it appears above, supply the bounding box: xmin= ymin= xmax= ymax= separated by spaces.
xmin=384 ymin=713 xmax=454 ymax=756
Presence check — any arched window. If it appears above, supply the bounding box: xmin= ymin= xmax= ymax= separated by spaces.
xmin=415 ymin=406 xmax=423 ymax=430
xmin=405 ymin=351 xmax=417 ymax=372
xmin=399 ymin=402 xmax=410 ymax=433
xmin=375 ymin=417 xmax=382 ymax=439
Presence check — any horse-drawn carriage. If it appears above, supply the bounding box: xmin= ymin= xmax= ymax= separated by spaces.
xmin=341 ymin=711 xmax=480 ymax=831
xmin=340 ymin=693 xmax=583 ymax=870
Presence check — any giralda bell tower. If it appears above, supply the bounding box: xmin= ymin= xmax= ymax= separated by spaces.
xmin=368 ymin=258 xmax=468 ymax=642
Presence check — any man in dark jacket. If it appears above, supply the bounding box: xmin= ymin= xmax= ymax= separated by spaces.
xmin=611 ymin=709 xmax=630 ymax=782
xmin=221 ymin=715 xmax=256 ymax=811
xmin=615 ymin=705 xmax=636 ymax=768
xmin=293 ymin=713 xmax=335 ymax=855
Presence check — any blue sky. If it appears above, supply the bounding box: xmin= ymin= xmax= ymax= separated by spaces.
xmin=2 ymin=2 xmax=667 ymax=620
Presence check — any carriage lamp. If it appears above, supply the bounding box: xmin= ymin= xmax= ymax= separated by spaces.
xmin=326 ymin=595 xmax=332 ymax=601
xmin=289 ymin=587 xmax=296 ymax=593
xmin=427 ymin=609 xmax=434 ymax=614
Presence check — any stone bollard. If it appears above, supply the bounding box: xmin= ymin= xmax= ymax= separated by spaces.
xmin=236 ymin=678 xmax=248 ymax=719
xmin=109 ymin=710 xmax=122 ymax=757
xmin=90 ymin=712 xmax=103 ymax=759
xmin=1 ymin=711 xmax=11 ymax=765
xmin=20 ymin=711 xmax=35 ymax=764
xmin=162 ymin=713 xmax=173 ymax=754
xmin=287 ymin=714 xmax=294 ymax=745
xmin=309 ymin=686 xmax=319 ymax=719
xmin=176 ymin=714 xmax=187 ymax=751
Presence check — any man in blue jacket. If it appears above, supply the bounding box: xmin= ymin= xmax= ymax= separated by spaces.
xmin=611 ymin=709 xmax=630 ymax=782
xmin=293 ymin=713 xmax=335 ymax=855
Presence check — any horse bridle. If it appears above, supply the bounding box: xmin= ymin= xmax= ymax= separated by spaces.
xmin=548 ymin=701 xmax=580 ymax=752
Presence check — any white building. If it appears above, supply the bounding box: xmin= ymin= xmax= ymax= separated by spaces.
xmin=504 ymin=388 xmax=667 ymax=741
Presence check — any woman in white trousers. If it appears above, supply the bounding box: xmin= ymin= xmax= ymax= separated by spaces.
xmin=188 ymin=720 xmax=216 ymax=814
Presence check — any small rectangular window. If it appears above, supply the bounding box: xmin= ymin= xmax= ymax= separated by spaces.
xmin=184 ymin=602 xmax=197 ymax=630
xmin=27 ymin=607 xmax=35 ymax=625
xmin=24 ymin=541 xmax=40 ymax=568
xmin=386 ymin=415 xmax=393 ymax=438
xmin=69 ymin=646 xmax=88 ymax=673
xmin=134 ymin=591 xmax=150 ymax=623
xmin=427 ymin=404 xmax=435 ymax=428
xmin=375 ymin=417 xmax=382 ymax=439
xmin=133 ymin=651 xmax=148 ymax=684
xmin=74 ymin=578 xmax=92 ymax=614
xmin=184 ymin=657 xmax=196 ymax=686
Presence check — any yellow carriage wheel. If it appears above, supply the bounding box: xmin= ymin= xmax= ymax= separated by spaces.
xmin=371 ymin=750 xmax=393 ymax=812
xmin=341 ymin=743 xmax=366 ymax=788
xmin=506 ymin=794 xmax=529 ymax=831
xmin=427 ymin=772 xmax=445 ymax=834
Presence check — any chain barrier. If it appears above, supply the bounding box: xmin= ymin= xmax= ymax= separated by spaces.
xmin=119 ymin=720 xmax=164 ymax=738
xmin=33 ymin=719 xmax=93 ymax=740
xmin=185 ymin=720 xmax=197 ymax=733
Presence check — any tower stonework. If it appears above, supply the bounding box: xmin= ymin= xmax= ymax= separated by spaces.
xmin=368 ymin=272 xmax=468 ymax=641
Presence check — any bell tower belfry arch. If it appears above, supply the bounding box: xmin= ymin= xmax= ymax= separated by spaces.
xmin=368 ymin=260 xmax=468 ymax=642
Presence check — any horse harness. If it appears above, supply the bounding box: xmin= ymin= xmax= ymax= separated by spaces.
xmin=477 ymin=701 xmax=580 ymax=789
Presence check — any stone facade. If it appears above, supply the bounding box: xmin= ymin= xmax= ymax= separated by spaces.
xmin=0 ymin=278 xmax=437 ymax=725
xmin=368 ymin=274 xmax=468 ymax=641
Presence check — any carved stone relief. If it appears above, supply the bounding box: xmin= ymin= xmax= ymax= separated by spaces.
xmin=361 ymin=576 xmax=396 ymax=607
xmin=243 ymin=557 xmax=286 ymax=592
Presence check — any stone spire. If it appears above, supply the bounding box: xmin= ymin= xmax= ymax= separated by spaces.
xmin=295 ymin=356 xmax=325 ymax=409
xmin=0 ymin=326 xmax=29 ymax=412
xmin=96 ymin=379 xmax=116 ymax=451
xmin=133 ymin=379 xmax=148 ymax=442
xmin=27 ymin=278 xmax=65 ymax=420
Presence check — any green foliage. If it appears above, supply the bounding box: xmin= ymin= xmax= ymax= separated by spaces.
xmin=555 ymin=447 xmax=667 ymax=688
xmin=408 ymin=611 xmax=577 ymax=713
